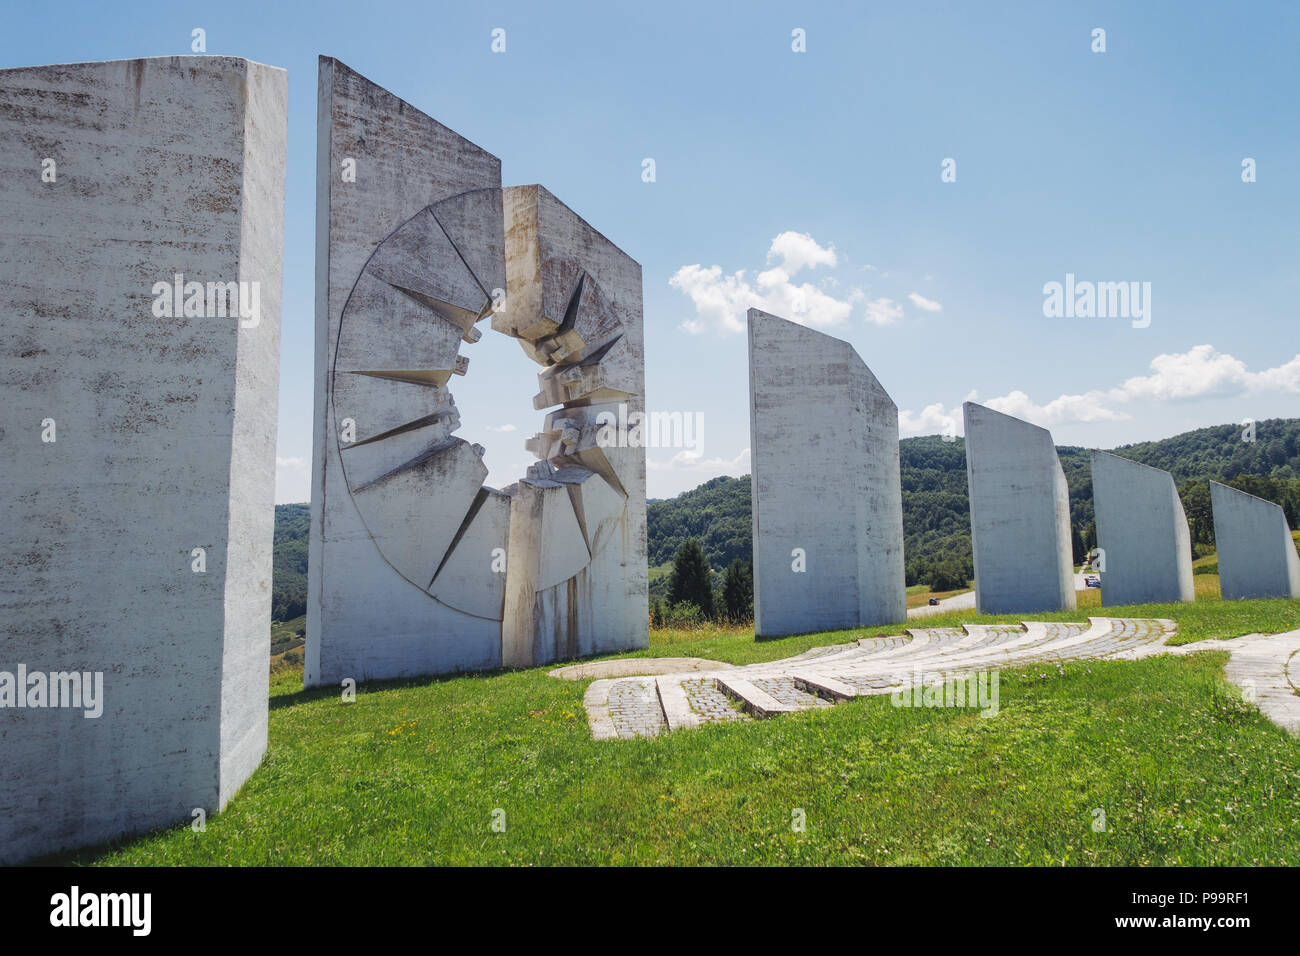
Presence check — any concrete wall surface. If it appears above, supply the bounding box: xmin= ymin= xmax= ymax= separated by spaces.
xmin=0 ymin=56 xmax=286 ymax=862
xmin=1210 ymin=481 xmax=1300 ymax=600
xmin=307 ymin=57 xmax=507 ymax=686
xmin=1091 ymin=450 xmax=1194 ymax=606
xmin=964 ymin=402 xmax=1076 ymax=615
xmin=748 ymin=309 xmax=905 ymax=637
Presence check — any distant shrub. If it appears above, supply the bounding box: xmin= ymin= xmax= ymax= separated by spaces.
xmin=665 ymin=602 xmax=705 ymax=630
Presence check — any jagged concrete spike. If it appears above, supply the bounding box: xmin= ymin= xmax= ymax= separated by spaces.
xmin=498 ymin=185 xmax=647 ymax=668
xmin=429 ymin=488 xmax=512 ymax=620
xmin=431 ymin=187 xmax=507 ymax=307
xmin=331 ymin=372 xmax=456 ymax=445
xmin=365 ymin=206 xmax=488 ymax=331
xmin=340 ymin=418 xmax=462 ymax=489
xmin=534 ymin=335 xmax=637 ymax=409
xmin=335 ymin=271 xmax=465 ymax=374
xmin=350 ymin=438 xmax=487 ymax=591
xmin=553 ymin=465 xmax=627 ymax=553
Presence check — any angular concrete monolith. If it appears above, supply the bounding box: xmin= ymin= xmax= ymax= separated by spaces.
xmin=747 ymin=309 xmax=906 ymax=637
xmin=308 ymin=60 xmax=647 ymax=684
xmin=308 ymin=57 xmax=507 ymax=685
xmin=0 ymin=56 xmax=286 ymax=863
xmin=1210 ymin=481 xmax=1300 ymax=600
xmin=963 ymin=403 xmax=1076 ymax=614
xmin=1091 ymin=451 xmax=1194 ymax=606
xmin=499 ymin=185 xmax=649 ymax=668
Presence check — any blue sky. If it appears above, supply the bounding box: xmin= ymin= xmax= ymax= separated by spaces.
xmin=4 ymin=0 xmax=1296 ymax=501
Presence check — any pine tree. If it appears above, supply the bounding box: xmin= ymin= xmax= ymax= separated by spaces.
xmin=721 ymin=559 xmax=753 ymax=621
xmin=668 ymin=539 xmax=714 ymax=618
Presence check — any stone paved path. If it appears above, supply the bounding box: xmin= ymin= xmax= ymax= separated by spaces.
xmin=577 ymin=618 xmax=1300 ymax=740
xmin=549 ymin=657 xmax=733 ymax=681
xmin=1163 ymin=627 xmax=1300 ymax=735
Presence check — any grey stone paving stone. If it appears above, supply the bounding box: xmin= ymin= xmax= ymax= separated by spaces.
xmin=716 ymin=676 xmax=800 ymax=717
xmin=751 ymin=676 xmax=833 ymax=710
xmin=607 ymin=678 xmax=666 ymax=739
xmin=681 ymin=678 xmax=748 ymax=724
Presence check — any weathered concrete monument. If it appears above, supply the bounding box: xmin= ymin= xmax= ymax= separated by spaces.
xmin=307 ymin=59 xmax=646 ymax=685
xmin=0 ymin=57 xmax=286 ymax=863
xmin=747 ymin=309 xmax=906 ymax=637
xmin=964 ymin=402 xmax=1076 ymax=614
xmin=1091 ymin=451 xmax=1194 ymax=606
xmin=1210 ymin=481 xmax=1300 ymax=600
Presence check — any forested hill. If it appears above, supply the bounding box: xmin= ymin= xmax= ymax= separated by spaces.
xmin=272 ymin=503 xmax=309 ymax=622
xmin=272 ymin=418 xmax=1300 ymax=617
xmin=647 ymin=418 xmax=1300 ymax=590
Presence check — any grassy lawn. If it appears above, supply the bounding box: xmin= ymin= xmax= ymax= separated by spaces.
xmin=63 ymin=594 xmax=1300 ymax=866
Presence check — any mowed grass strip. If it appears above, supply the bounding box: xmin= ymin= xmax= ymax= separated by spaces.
xmin=74 ymin=646 xmax=1300 ymax=866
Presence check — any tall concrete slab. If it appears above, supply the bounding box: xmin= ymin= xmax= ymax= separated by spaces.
xmin=1091 ymin=451 xmax=1194 ymax=606
xmin=964 ymin=403 xmax=1076 ymax=615
xmin=1210 ymin=481 xmax=1300 ymax=600
xmin=499 ymin=185 xmax=648 ymax=667
xmin=0 ymin=56 xmax=286 ymax=862
xmin=309 ymin=62 xmax=647 ymax=683
xmin=747 ymin=309 xmax=906 ymax=637
xmin=308 ymin=57 xmax=506 ymax=686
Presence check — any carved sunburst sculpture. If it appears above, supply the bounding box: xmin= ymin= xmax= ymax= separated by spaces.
xmin=331 ymin=184 xmax=643 ymax=660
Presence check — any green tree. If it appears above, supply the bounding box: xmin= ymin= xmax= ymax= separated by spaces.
xmin=668 ymin=539 xmax=714 ymax=618
xmin=721 ymin=559 xmax=753 ymax=621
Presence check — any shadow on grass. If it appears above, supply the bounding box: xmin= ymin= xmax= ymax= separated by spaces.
xmin=268 ymin=665 xmax=517 ymax=710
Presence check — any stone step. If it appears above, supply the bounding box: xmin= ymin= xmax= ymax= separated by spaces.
xmin=655 ymin=676 xmax=701 ymax=732
xmin=790 ymin=671 xmax=858 ymax=701
xmin=716 ymin=676 xmax=800 ymax=717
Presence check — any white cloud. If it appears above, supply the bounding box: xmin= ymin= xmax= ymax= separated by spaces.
xmin=899 ymin=345 xmax=1300 ymax=434
xmin=646 ymin=447 xmax=751 ymax=474
xmin=485 ymin=424 xmax=518 ymax=432
xmin=984 ymin=389 xmax=1126 ymax=425
xmin=907 ymin=292 xmax=942 ymax=312
xmin=863 ymin=297 xmax=903 ymax=326
xmin=766 ymin=231 xmax=838 ymax=272
xmin=898 ymin=402 xmax=961 ymax=437
xmin=671 ymin=232 xmax=861 ymax=334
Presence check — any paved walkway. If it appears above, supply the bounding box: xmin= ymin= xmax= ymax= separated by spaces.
xmin=1167 ymin=627 xmax=1300 ymax=735
xmin=548 ymin=657 xmax=733 ymax=681
xmin=907 ymin=590 xmax=976 ymax=619
xmin=579 ymin=619 xmax=1300 ymax=740
xmin=907 ymin=575 xmax=1094 ymax=620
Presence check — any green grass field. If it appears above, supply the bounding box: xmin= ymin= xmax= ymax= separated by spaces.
xmin=64 ymin=590 xmax=1300 ymax=866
